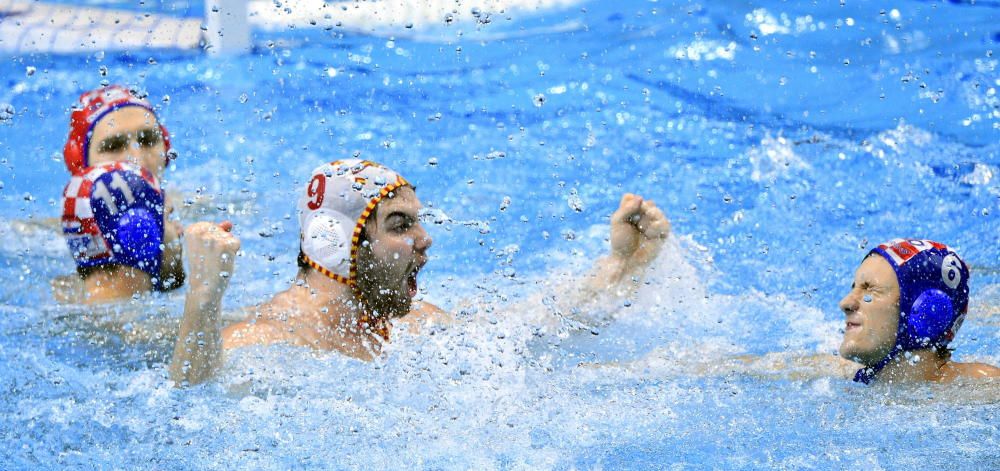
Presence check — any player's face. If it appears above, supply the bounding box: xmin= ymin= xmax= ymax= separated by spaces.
xmin=838 ymin=256 xmax=901 ymax=365
xmin=354 ymin=187 xmax=432 ymax=318
xmin=88 ymin=107 xmax=167 ymax=179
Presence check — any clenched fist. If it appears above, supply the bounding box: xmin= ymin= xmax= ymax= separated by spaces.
xmin=185 ymin=221 xmax=241 ymax=291
xmin=609 ymin=193 xmax=670 ymax=270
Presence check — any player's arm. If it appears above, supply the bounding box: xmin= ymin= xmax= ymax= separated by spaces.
xmin=169 ymin=221 xmax=240 ymax=387
xmin=158 ymin=191 xmax=185 ymax=290
xmin=586 ymin=193 xmax=670 ymax=292
xmin=543 ymin=193 xmax=670 ymax=315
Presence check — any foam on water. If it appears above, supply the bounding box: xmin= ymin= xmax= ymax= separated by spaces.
xmin=2 ymin=0 xmax=1000 ymax=468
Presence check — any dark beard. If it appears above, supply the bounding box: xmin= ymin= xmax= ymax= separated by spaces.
xmin=354 ymin=247 xmax=411 ymax=319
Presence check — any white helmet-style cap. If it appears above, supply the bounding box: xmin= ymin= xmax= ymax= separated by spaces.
xmin=297 ymin=159 xmax=410 ymax=286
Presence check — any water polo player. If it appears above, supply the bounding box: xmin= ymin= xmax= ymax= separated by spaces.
xmin=170 ymin=159 xmax=670 ymax=386
xmin=839 ymin=239 xmax=1000 ymax=383
xmin=53 ymin=85 xmax=184 ymax=303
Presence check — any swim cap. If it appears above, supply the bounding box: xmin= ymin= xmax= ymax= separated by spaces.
xmin=853 ymin=238 xmax=970 ymax=383
xmin=62 ymin=162 xmax=167 ymax=289
xmin=297 ymin=159 xmax=410 ymax=286
xmin=63 ymin=85 xmax=173 ymax=175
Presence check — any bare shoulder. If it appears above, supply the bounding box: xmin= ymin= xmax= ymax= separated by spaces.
xmin=221 ymin=302 xmax=295 ymax=350
xmin=412 ymin=301 xmax=448 ymax=317
xmin=222 ymin=317 xmax=291 ymax=349
xmin=396 ymin=301 xmax=452 ymax=333
xmin=51 ymin=274 xmax=85 ymax=304
xmin=947 ymin=361 xmax=1000 ymax=380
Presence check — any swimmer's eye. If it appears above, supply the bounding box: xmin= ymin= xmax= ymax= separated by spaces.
xmin=135 ymin=128 xmax=163 ymax=148
xmin=96 ymin=128 xmax=162 ymax=154
xmin=394 ymin=220 xmax=414 ymax=232
xmin=97 ymin=135 xmax=129 ymax=153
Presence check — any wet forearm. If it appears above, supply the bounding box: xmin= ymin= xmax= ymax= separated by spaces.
xmin=169 ymin=284 xmax=225 ymax=386
xmin=581 ymin=255 xmax=645 ymax=299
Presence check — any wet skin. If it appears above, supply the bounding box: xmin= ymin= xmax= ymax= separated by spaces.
xmin=838 ymin=255 xmax=900 ymax=366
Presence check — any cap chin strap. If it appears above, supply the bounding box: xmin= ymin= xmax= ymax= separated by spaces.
xmin=853 ymin=344 xmax=904 ymax=384
xmin=301 ymin=179 xmax=409 ymax=342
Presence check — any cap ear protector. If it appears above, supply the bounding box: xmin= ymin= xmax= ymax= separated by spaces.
xmin=901 ymin=289 xmax=954 ymax=349
xmin=297 ymin=159 xmax=409 ymax=286
xmin=63 ymin=86 xmax=173 ymax=175
xmin=61 ymin=162 xmax=167 ymax=289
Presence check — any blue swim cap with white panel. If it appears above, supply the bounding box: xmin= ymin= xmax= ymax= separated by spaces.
xmin=297 ymin=159 xmax=410 ymax=286
xmin=853 ymin=238 xmax=970 ymax=384
xmin=61 ymin=162 xmax=166 ymax=289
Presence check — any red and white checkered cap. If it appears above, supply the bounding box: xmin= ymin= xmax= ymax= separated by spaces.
xmin=63 ymin=85 xmax=173 ymax=175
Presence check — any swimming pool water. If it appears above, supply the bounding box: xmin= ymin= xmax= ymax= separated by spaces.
xmin=1 ymin=0 xmax=999 ymax=468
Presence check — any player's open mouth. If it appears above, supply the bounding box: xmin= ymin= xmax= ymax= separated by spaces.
xmin=846 ymin=321 xmax=862 ymax=332
xmin=407 ymin=267 xmax=420 ymax=297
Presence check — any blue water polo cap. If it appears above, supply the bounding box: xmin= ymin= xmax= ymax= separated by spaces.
xmin=869 ymin=238 xmax=969 ymax=350
xmin=854 ymin=239 xmax=970 ymax=384
xmin=61 ymin=163 xmax=166 ymax=289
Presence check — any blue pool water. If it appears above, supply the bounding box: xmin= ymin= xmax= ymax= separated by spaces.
xmin=1 ymin=0 xmax=999 ymax=468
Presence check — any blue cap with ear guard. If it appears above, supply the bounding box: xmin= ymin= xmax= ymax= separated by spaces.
xmin=853 ymin=239 xmax=970 ymax=384
xmin=62 ymin=163 xmax=166 ymax=290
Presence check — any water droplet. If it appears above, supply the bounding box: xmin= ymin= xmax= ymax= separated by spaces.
xmin=427 ymin=157 xmax=439 ymax=166
xmin=239 ymin=93 xmax=249 ymax=104
xmin=533 ymin=94 xmax=546 ymax=107
xmin=25 ymin=66 xmax=36 ymax=76
xmin=863 ymin=295 xmax=873 ymax=303
xmin=723 ymin=195 xmax=733 ymax=204
xmin=499 ymin=196 xmax=511 ymax=212
xmin=98 ymin=65 xmax=108 ymax=77
xmin=567 ymin=189 xmax=584 ymax=212
xmin=0 ymin=104 xmax=14 ymax=125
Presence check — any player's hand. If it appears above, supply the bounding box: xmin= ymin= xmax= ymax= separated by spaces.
xmin=609 ymin=193 xmax=670 ymax=270
xmin=162 ymin=192 xmax=183 ymax=245
xmin=185 ymin=221 xmax=240 ymax=291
